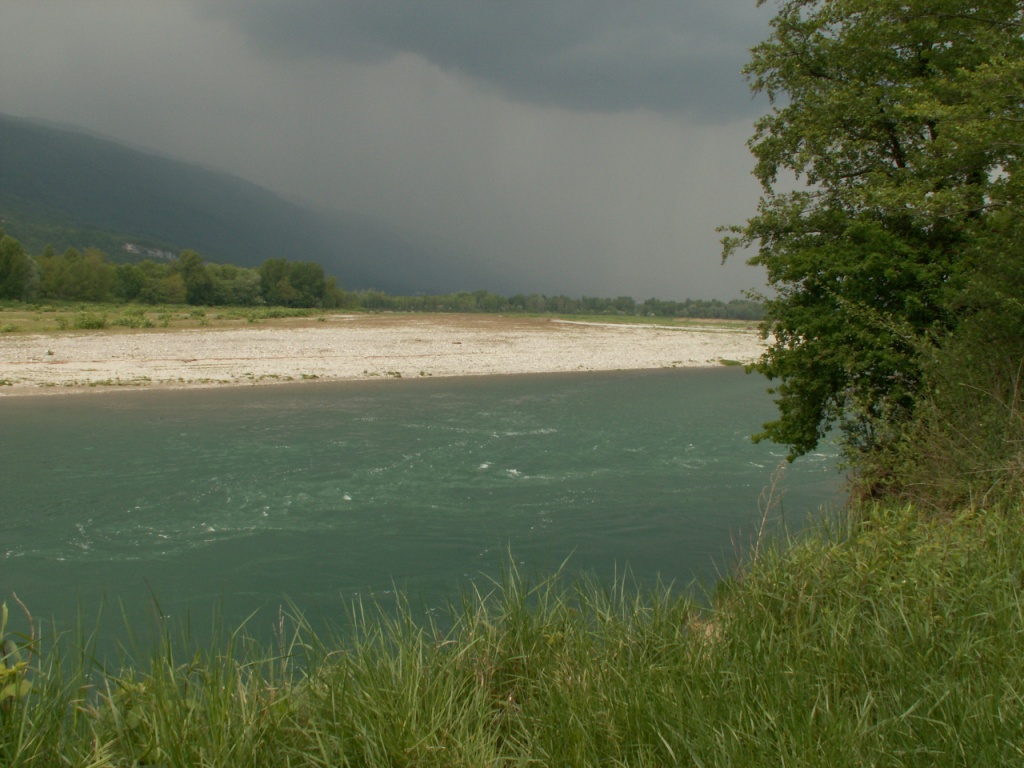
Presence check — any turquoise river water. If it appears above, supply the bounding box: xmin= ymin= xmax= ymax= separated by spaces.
xmin=1 ymin=368 xmax=842 ymax=642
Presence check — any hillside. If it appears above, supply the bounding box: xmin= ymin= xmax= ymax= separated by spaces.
xmin=0 ymin=113 xmax=500 ymax=294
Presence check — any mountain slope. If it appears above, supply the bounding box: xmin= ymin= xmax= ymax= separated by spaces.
xmin=0 ymin=113 xmax=499 ymax=294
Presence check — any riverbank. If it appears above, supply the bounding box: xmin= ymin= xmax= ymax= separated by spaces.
xmin=4 ymin=500 xmax=1022 ymax=766
xmin=0 ymin=313 xmax=765 ymax=394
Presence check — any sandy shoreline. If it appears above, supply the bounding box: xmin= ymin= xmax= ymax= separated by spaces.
xmin=0 ymin=314 xmax=766 ymax=395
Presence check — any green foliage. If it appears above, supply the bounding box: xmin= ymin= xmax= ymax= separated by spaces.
xmin=177 ymin=249 xmax=215 ymax=305
xmin=711 ymin=502 xmax=1024 ymax=764
xmin=345 ymin=290 xmax=763 ymax=319
xmin=641 ymin=296 xmax=763 ymax=320
xmin=45 ymin=306 xmax=113 ymax=331
xmin=0 ymin=602 xmax=31 ymax=708
xmin=208 ymin=262 xmax=263 ymax=306
xmin=0 ymin=235 xmax=35 ymax=301
xmin=258 ymin=258 xmax=294 ymax=306
xmin=860 ymin=215 xmax=1024 ymax=509
xmin=110 ymin=307 xmax=155 ymax=329
xmin=70 ymin=312 xmax=108 ymax=330
xmin=244 ymin=307 xmax=316 ymax=323
xmin=0 ymin=230 xmax=764 ymax=321
xmin=258 ymin=258 xmax=335 ymax=308
xmin=724 ymin=0 xmax=1024 ymax=461
xmin=36 ymin=247 xmax=116 ymax=302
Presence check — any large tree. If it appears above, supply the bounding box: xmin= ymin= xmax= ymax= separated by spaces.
xmin=0 ymin=233 xmax=34 ymax=301
xmin=177 ymin=249 xmax=215 ymax=306
xmin=723 ymin=0 xmax=1024 ymax=459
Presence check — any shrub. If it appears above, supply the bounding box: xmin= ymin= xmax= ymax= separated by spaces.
xmin=71 ymin=312 xmax=107 ymax=330
xmin=110 ymin=308 xmax=155 ymax=329
xmin=861 ymin=238 xmax=1024 ymax=511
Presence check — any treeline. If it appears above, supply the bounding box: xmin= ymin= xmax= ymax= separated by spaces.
xmin=0 ymin=236 xmax=344 ymax=308
xmin=0 ymin=232 xmax=762 ymax=319
xmin=352 ymin=290 xmax=763 ymax=319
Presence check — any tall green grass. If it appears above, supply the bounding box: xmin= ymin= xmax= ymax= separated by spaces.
xmin=3 ymin=502 xmax=1024 ymax=766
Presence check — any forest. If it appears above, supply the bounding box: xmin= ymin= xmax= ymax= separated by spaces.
xmin=0 ymin=233 xmax=764 ymax=319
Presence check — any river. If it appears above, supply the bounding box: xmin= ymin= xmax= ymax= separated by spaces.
xmin=1 ymin=368 xmax=842 ymax=643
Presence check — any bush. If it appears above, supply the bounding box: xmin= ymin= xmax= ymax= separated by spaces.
xmin=110 ymin=308 xmax=155 ymax=329
xmin=71 ymin=312 xmax=107 ymax=330
xmin=861 ymin=236 xmax=1024 ymax=511
xmin=245 ymin=307 xmax=315 ymax=323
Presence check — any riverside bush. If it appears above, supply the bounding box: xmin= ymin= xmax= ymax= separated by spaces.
xmin=3 ymin=503 xmax=1024 ymax=766
xmin=71 ymin=312 xmax=107 ymax=330
xmin=858 ymin=237 xmax=1024 ymax=510
xmin=244 ymin=306 xmax=316 ymax=323
xmin=110 ymin=307 xmax=155 ymax=329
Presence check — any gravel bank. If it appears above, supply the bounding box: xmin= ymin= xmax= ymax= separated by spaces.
xmin=0 ymin=314 xmax=765 ymax=395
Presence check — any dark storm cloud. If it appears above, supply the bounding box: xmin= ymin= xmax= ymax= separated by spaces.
xmin=0 ymin=1 xmax=773 ymax=299
xmin=201 ymin=1 xmax=768 ymax=120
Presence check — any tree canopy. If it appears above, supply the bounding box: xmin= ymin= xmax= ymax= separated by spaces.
xmin=724 ymin=0 xmax=1024 ymax=461
xmin=0 ymin=233 xmax=33 ymax=301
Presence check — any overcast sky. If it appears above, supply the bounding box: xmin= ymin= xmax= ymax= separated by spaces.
xmin=0 ymin=1 xmax=775 ymax=299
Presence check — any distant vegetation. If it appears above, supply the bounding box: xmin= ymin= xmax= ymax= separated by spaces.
xmin=348 ymin=289 xmax=763 ymax=320
xmin=0 ymin=230 xmax=763 ymax=320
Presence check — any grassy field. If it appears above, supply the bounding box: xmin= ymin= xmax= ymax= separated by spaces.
xmin=0 ymin=302 xmax=324 ymax=335
xmin=3 ymin=500 xmax=1022 ymax=766
xmin=0 ymin=301 xmax=758 ymax=336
